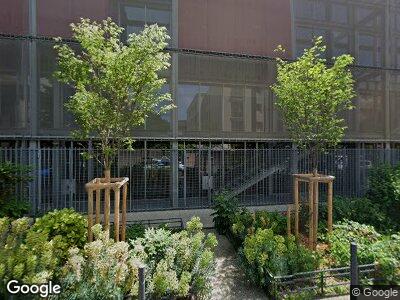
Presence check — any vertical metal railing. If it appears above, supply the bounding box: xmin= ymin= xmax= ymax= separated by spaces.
xmin=0 ymin=147 xmax=399 ymax=214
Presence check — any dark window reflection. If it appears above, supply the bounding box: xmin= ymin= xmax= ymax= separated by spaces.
xmin=0 ymin=39 xmax=27 ymax=130
xmin=145 ymin=84 xmax=171 ymax=132
xmin=294 ymin=0 xmax=385 ymax=67
xmin=119 ymin=0 xmax=171 ymax=41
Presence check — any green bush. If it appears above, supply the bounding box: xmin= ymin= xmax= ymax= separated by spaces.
xmin=0 ymin=162 xmax=31 ymax=218
xmin=126 ymin=223 xmax=146 ymax=240
xmin=367 ymin=164 xmax=400 ymax=232
xmin=0 ymin=217 xmax=59 ymax=295
xmin=211 ymin=191 xmax=239 ymax=235
xmin=131 ymin=217 xmax=218 ymax=299
xmin=231 ymin=208 xmax=287 ymax=248
xmin=327 ymin=220 xmax=400 ymax=284
xmin=319 ymin=197 xmax=387 ymax=232
xmin=240 ymin=228 xmax=319 ymax=289
xmin=57 ymin=224 xmax=139 ymax=300
xmin=31 ymin=208 xmax=87 ymax=261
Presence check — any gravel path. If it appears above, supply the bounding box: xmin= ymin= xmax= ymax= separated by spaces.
xmin=210 ymin=232 xmax=267 ymax=300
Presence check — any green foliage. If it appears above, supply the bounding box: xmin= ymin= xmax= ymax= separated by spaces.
xmin=54 ymin=18 xmax=173 ymax=171
xmin=271 ymin=37 xmax=355 ymax=170
xmin=0 ymin=217 xmax=59 ymax=294
xmin=367 ymin=164 xmax=400 ymax=231
xmin=126 ymin=223 xmax=146 ymax=240
xmin=240 ymin=228 xmax=319 ymax=289
xmin=319 ymin=197 xmax=388 ymax=233
xmin=57 ymin=224 xmax=139 ymax=299
xmin=0 ymin=162 xmax=31 ymax=218
xmin=0 ymin=199 xmax=30 ymax=219
xmin=31 ymin=208 xmax=87 ymax=261
xmin=211 ymin=191 xmax=239 ymax=235
xmin=130 ymin=217 xmax=218 ymax=299
xmin=231 ymin=209 xmax=287 ymax=248
xmin=327 ymin=221 xmax=400 ymax=284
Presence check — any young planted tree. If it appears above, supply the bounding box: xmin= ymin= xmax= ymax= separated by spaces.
xmin=271 ymin=37 xmax=355 ymax=175
xmin=54 ymin=18 xmax=173 ymax=179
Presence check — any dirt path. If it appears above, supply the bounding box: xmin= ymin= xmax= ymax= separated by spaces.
xmin=210 ymin=232 xmax=267 ymax=300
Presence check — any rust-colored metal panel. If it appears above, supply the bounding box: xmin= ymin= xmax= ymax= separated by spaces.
xmin=0 ymin=0 xmax=28 ymax=35
xmin=179 ymin=0 xmax=292 ymax=58
xmin=37 ymin=0 xmax=112 ymax=38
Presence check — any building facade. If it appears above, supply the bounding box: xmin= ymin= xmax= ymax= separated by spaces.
xmin=1 ymin=0 xmax=400 ymax=146
xmin=1 ymin=0 xmax=400 ymax=213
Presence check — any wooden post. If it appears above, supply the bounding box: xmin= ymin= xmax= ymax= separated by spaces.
xmin=86 ymin=177 xmax=128 ymax=242
xmin=287 ymin=205 xmax=292 ymax=236
xmin=327 ymin=181 xmax=333 ymax=233
xmin=308 ymin=181 xmax=314 ymax=249
xmin=114 ymin=188 xmax=120 ymax=242
xmin=95 ymin=189 xmax=101 ymax=224
xmin=313 ymin=180 xmax=319 ymax=250
xmin=294 ymin=178 xmax=299 ymax=238
xmin=87 ymin=189 xmax=94 ymax=241
xmin=121 ymin=184 xmax=127 ymax=241
xmin=104 ymin=188 xmax=110 ymax=231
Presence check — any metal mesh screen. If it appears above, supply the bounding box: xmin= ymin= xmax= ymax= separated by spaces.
xmin=1 ymin=147 xmax=398 ymax=215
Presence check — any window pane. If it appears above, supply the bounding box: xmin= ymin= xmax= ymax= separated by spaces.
xmin=0 ymin=39 xmax=28 ymax=131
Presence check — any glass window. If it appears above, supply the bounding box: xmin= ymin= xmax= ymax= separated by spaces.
xmin=358 ymin=34 xmax=382 ymax=67
xmin=0 ymin=39 xmax=27 ymax=130
xmin=332 ymin=3 xmax=348 ymax=24
xmin=223 ymin=86 xmax=244 ymax=132
xmin=332 ymin=31 xmax=350 ymax=57
xmin=145 ymin=84 xmax=171 ymax=132
xmin=119 ymin=0 xmax=171 ymax=41
xmin=245 ymin=86 xmax=265 ymax=133
xmin=200 ymin=84 xmax=223 ymax=134
xmin=178 ymin=84 xmax=200 ymax=133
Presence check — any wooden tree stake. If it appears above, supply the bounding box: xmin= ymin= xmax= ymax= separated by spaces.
xmin=87 ymin=189 xmax=93 ymax=241
xmin=308 ymin=179 xmax=314 ymax=249
xmin=294 ymin=178 xmax=299 ymax=238
xmin=85 ymin=177 xmax=129 ymax=242
xmin=292 ymin=174 xmax=335 ymax=250
xmin=327 ymin=181 xmax=333 ymax=233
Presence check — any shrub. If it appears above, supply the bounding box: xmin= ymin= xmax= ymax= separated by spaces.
xmin=327 ymin=221 xmax=400 ymax=284
xmin=367 ymin=164 xmax=400 ymax=232
xmin=130 ymin=217 xmax=218 ymax=299
xmin=31 ymin=208 xmax=87 ymax=261
xmin=231 ymin=208 xmax=287 ymax=248
xmin=126 ymin=223 xmax=146 ymax=240
xmin=0 ymin=217 xmax=59 ymax=295
xmin=56 ymin=224 xmax=139 ymax=299
xmin=319 ymin=197 xmax=387 ymax=233
xmin=240 ymin=228 xmax=319 ymax=289
xmin=211 ymin=191 xmax=239 ymax=235
xmin=0 ymin=162 xmax=31 ymax=218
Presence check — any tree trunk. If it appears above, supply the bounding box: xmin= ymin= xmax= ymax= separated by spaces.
xmin=104 ymin=168 xmax=111 ymax=182
xmin=311 ymin=149 xmax=318 ymax=176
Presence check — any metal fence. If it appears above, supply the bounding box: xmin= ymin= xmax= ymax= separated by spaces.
xmin=1 ymin=147 xmax=400 ymax=215
xmin=270 ymin=263 xmax=377 ymax=298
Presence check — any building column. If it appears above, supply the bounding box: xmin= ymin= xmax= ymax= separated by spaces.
xmin=171 ymin=141 xmax=179 ymax=208
xmin=29 ymin=0 xmax=38 ymax=137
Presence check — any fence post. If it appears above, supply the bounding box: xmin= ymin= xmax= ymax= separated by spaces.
xmin=138 ymin=265 xmax=146 ymax=300
xmin=350 ymin=242 xmax=359 ymax=286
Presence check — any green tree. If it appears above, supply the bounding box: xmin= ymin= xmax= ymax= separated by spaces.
xmin=271 ymin=37 xmax=355 ymax=175
xmin=54 ymin=18 xmax=173 ymax=178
